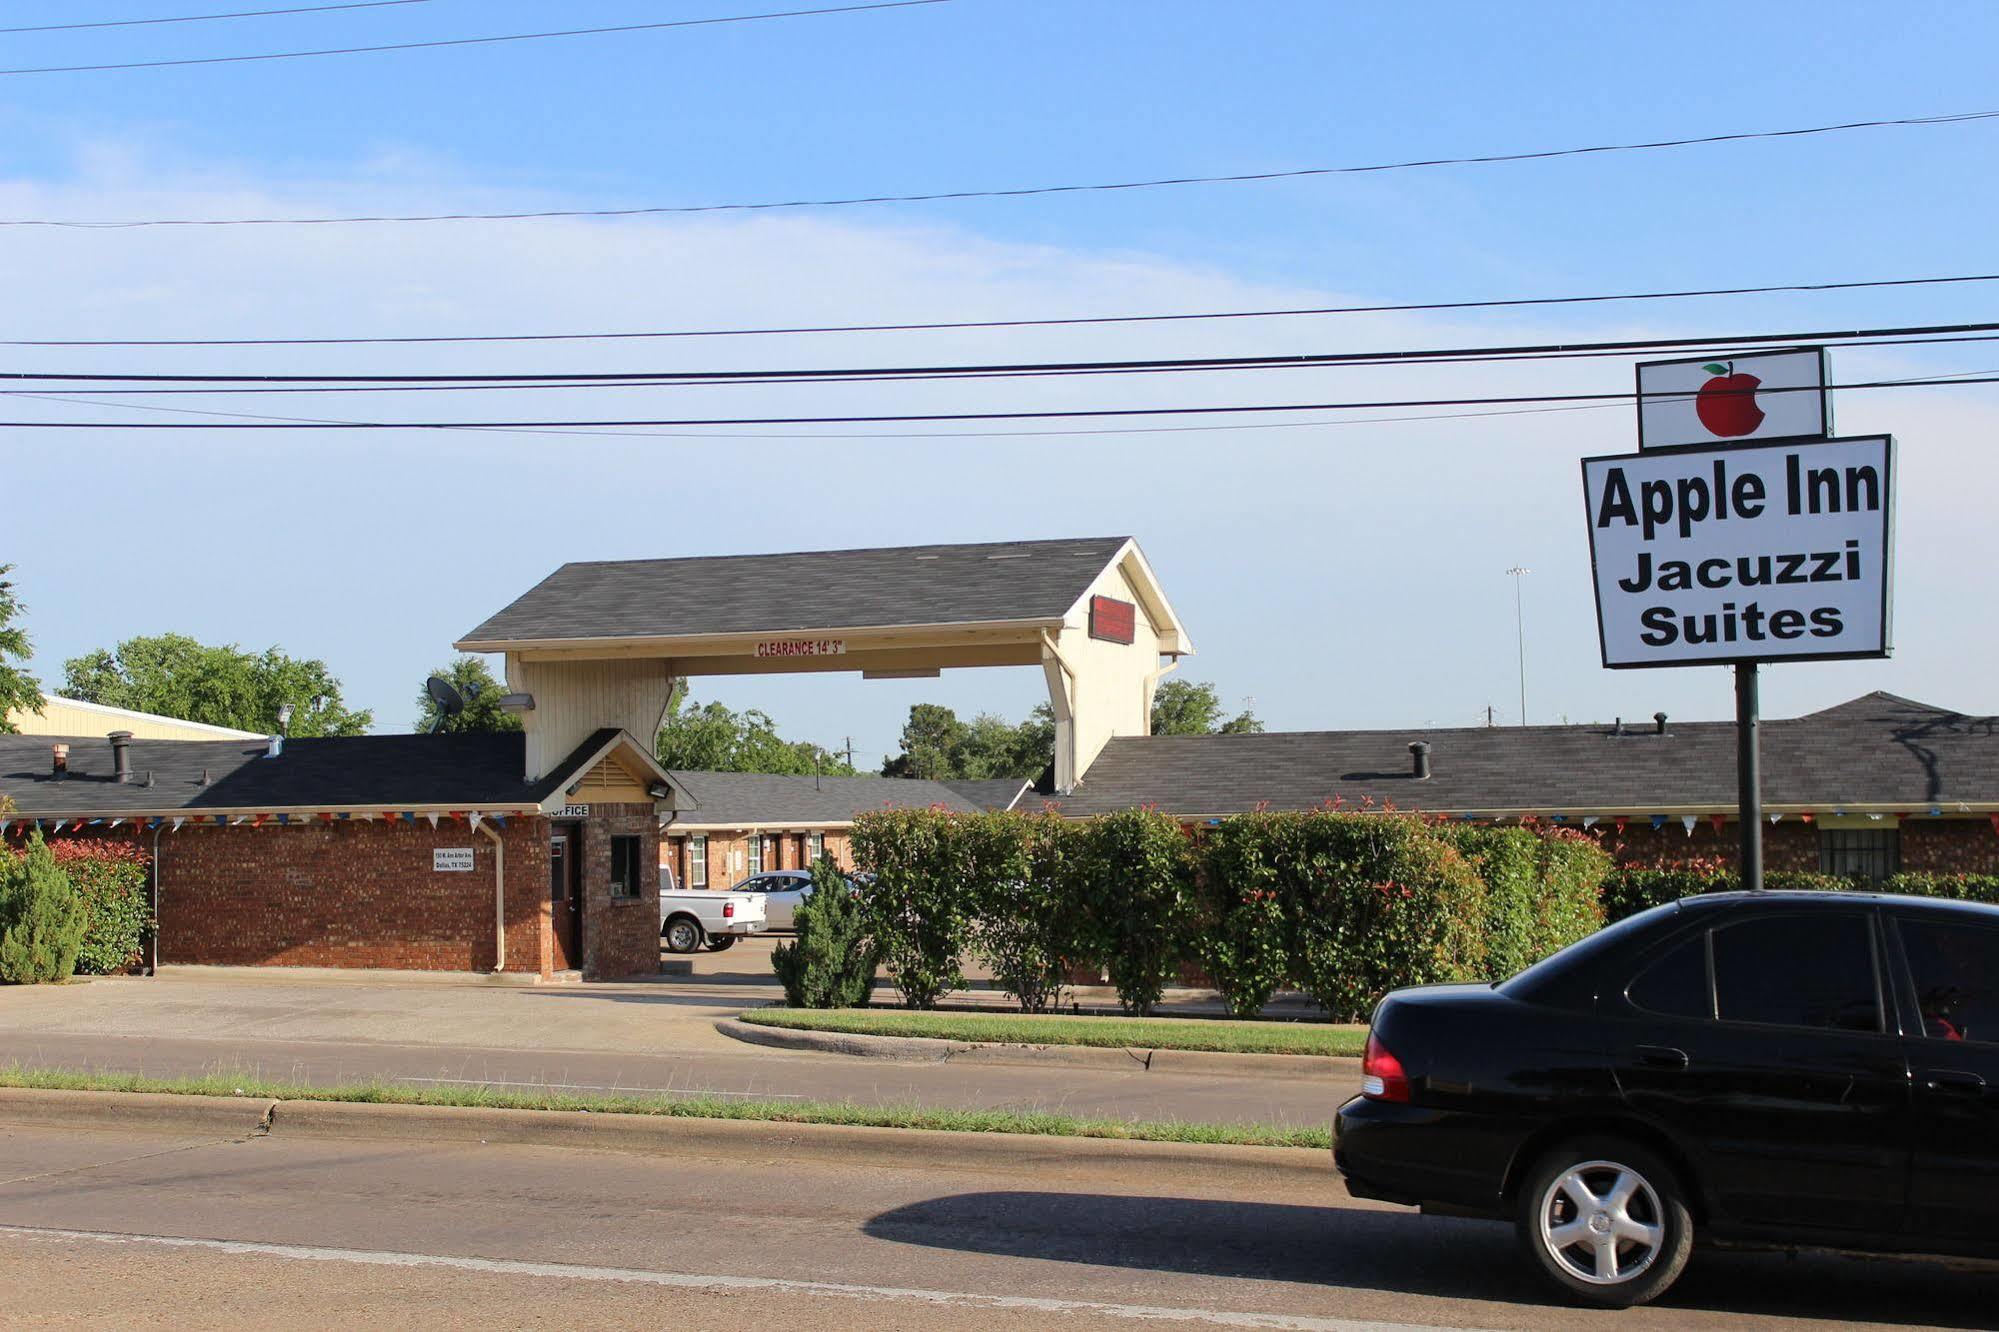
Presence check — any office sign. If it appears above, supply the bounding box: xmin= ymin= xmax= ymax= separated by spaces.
xmin=557 ymin=804 xmax=590 ymax=818
xmin=1637 ymin=347 xmax=1830 ymax=450
xmin=433 ymin=848 xmax=476 ymax=873
xmin=1582 ymin=435 xmax=1894 ymax=668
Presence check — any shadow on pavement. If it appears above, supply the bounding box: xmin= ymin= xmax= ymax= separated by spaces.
xmin=863 ymin=1191 xmax=1998 ymax=1328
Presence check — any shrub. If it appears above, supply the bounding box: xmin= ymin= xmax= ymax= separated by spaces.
xmin=1602 ymin=861 xmax=1861 ymax=921
xmin=851 ymin=808 xmax=971 ymax=1008
xmin=770 ymin=856 xmax=879 ymax=1008
xmin=0 ymin=830 xmax=87 ymax=984
xmin=963 ymin=813 xmax=1084 ymax=1014
xmin=1190 ymin=818 xmax=1291 ymax=1017
xmin=1884 ymin=872 xmax=1999 ymax=904
xmin=47 ymin=840 xmax=152 ymax=975
xmin=1073 ymin=808 xmax=1194 ymax=1015
xmin=1257 ymin=811 xmax=1488 ymax=1021
xmin=1441 ymin=826 xmax=1542 ymax=980
xmin=1534 ymin=830 xmax=1612 ymax=963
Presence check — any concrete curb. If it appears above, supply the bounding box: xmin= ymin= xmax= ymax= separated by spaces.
xmin=0 ymin=1088 xmax=1333 ymax=1186
xmin=0 ymin=1087 xmax=273 ymax=1137
xmin=716 ymin=1018 xmax=1354 ymax=1081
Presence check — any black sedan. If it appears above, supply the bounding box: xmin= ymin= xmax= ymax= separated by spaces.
xmin=1335 ymin=890 xmax=1999 ymax=1307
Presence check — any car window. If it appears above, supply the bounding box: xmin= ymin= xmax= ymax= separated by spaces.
xmin=1899 ymin=918 xmax=1999 ymax=1044
xmin=1627 ymin=934 xmax=1711 ymax=1019
xmin=1712 ymin=912 xmax=1879 ymax=1032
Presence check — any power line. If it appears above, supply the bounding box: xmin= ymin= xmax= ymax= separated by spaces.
xmin=14 ymin=271 xmax=1999 ymax=348
xmin=0 ymin=1 xmax=429 ymax=35
xmin=1 ymin=372 xmax=1989 ymax=429
xmin=8 ymin=320 xmax=1995 ymax=387
xmin=0 ymin=0 xmax=946 ymax=76
xmin=6 ymin=108 xmax=1993 ymax=226
xmin=25 ymin=368 xmax=1994 ymax=441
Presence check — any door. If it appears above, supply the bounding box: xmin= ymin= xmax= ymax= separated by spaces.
xmin=1608 ymin=907 xmax=1911 ymax=1237
xmin=549 ymin=826 xmax=581 ymax=970
xmin=1893 ymin=912 xmax=1999 ymax=1247
xmin=762 ymin=874 xmax=811 ymax=930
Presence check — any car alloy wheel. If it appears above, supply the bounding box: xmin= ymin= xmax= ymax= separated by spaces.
xmin=1536 ymin=1159 xmax=1665 ymax=1286
xmin=1516 ymin=1137 xmax=1693 ymax=1308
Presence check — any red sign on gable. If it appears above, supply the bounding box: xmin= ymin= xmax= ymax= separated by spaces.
xmin=1089 ymin=596 xmax=1136 ymax=644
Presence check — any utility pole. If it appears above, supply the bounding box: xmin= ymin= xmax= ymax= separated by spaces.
xmin=1505 ymin=567 xmax=1530 ymax=725
xmin=843 ymin=736 xmax=856 ymax=770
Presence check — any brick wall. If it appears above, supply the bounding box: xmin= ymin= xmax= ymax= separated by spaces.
xmin=580 ymin=802 xmax=659 ymax=980
xmin=156 ymin=816 xmax=550 ymax=974
xmin=1594 ymin=816 xmax=1999 ymax=874
xmin=663 ymin=828 xmax=854 ymax=889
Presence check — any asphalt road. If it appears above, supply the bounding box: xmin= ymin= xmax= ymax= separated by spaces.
xmin=0 ymin=1029 xmax=1345 ymax=1126
xmin=0 ymin=1117 xmax=1987 ymax=1330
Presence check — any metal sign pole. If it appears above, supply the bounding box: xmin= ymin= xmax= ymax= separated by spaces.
xmin=1736 ymin=661 xmax=1763 ymax=892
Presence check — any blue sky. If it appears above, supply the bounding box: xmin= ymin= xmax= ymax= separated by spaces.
xmin=4 ymin=0 xmax=1997 ymax=761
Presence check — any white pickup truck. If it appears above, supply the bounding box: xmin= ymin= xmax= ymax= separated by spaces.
xmin=659 ymin=873 xmax=767 ymax=955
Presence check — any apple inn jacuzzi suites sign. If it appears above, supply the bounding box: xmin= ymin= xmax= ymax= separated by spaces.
xmin=1586 ymin=345 xmax=1894 ymax=669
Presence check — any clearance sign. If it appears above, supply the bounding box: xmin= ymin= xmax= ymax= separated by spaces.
xmin=1583 ymin=435 xmax=1894 ymax=668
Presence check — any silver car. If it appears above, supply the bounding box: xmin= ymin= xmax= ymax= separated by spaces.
xmin=730 ymin=870 xmax=815 ymax=930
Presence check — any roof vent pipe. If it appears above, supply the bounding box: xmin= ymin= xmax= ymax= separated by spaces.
xmin=1654 ymin=711 xmax=1669 ymax=736
xmin=109 ymin=731 xmax=133 ymax=783
xmin=1613 ymin=717 xmax=1624 ymax=736
xmin=51 ymin=742 xmax=69 ymax=777
xmin=1409 ymin=741 xmax=1432 ymax=780
xmin=266 ymin=735 xmax=283 ymax=759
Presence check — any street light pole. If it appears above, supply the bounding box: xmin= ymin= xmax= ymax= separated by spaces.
xmin=1506 ymin=567 xmax=1530 ymax=726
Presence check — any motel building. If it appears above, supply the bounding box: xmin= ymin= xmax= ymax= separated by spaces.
xmin=1 ymin=537 xmax=1995 ymax=981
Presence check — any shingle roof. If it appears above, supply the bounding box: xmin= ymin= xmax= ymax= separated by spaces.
xmin=938 ymin=778 xmax=1034 ymax=811
xmin=1056 ymin=692 xmax=1999 ymax=817
xmin=0 ymin=731 xmax=615 ymax=816
xmin=663 ymin=772 xmax=984 ymax=827
xmin=458 ymin=537 xmax=1132 ymax=646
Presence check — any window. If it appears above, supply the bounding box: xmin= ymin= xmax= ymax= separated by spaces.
xmin=687 ymin=835 xmax=706 ymax=888
xmin=1900 ymin=919 xmax=1999 ymax=1043
xmin=1820 ymin=828 xmax=1900 ymax=882
xmin=608 ymin=835 xmax=642 ymax=899
xmin=808 ymin=831 xmax=824 ymax=864
xmin=1628 ymin=935 xmax=1711 ymax=1019
xmin=1713 ymin=913 xmax=1879 ymax=1032
xmin=746 ymin=835 xmax=763 ymax=876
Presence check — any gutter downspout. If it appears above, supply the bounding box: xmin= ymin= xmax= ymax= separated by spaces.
xmin=149 ymin=823 xmax=164 ymax=977
xmin=476 ymin=821 xmax=507 ymax=973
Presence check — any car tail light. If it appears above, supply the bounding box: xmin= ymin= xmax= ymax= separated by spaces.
xmin=1361 ymin=1032 xmax=1411 ymax=1103
xmin=723 ymin=902 xmax=735 ymax=919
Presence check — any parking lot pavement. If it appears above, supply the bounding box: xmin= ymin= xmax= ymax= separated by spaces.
xmin=0 ymin=1119 xmax=1986 ymax=1331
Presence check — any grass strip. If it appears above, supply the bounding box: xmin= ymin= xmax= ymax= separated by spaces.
xmin=0 ymin=1065 xmax=1330 ymax=1151
xmin=740 ymin=1008 xmax=1368 ymax=1057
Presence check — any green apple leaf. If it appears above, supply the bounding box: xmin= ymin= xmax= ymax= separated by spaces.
xmin=1702 ymin=362 xmax=1730 ymax=376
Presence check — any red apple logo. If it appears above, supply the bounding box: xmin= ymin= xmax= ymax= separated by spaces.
xmin=1695 ymin=361 xmax=1765 ymax=437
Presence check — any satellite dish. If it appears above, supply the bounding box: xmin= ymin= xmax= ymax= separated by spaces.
xmin=425 ymin=676 xmax=466 ymax=733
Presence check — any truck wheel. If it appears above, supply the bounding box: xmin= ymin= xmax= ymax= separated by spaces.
xmin=704 ymin=935 xmax=739 ymax=953
xmin=662 ymin=915 xmax=704 ymax=954
xmin=1516 ymin=1136 xmax=1693 ymax=1308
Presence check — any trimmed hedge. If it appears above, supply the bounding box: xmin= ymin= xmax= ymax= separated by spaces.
xmin=1884 ymin=872 xmax=1999 ymax=905
xmin=48 ymin=840 xmax=153 ymax=975
xmin=846 ymin=807 xmax=1610 ymax=1021
xmin=1602 ymin=863 xmax=1862 ymax=922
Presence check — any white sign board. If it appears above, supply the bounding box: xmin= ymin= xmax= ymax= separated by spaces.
xmin=433 ymin=847 xmax=476 ymax=872
xmin=1637 ymin=347 xmax=1830 ymax=450
xmin=1583 ymin=436 xmax=1893 ymax=668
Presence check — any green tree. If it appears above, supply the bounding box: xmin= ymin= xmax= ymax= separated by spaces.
xmin=61 ymin=633 xmax=372 ymax=736
xmin=415 ymin=656 xmax=521 ymax=734
xmin=880 ymin=703 xmax=1051 ymax=780
xmin=656 ymin=696 xmax=855 ymax=775
xmin=0 ymin=831 xmax=87 ymax=985
xmin=770 ymin=857 xmax=880 ymax=1008
xmin=1151 ymin=678 xmax=1263 ymax=736
xmin=0 ymin=566 xmax=43 ymax=733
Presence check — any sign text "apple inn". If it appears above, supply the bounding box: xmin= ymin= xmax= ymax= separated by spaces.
xmin=1582 ymin=437 xmax=1894 ymax=668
